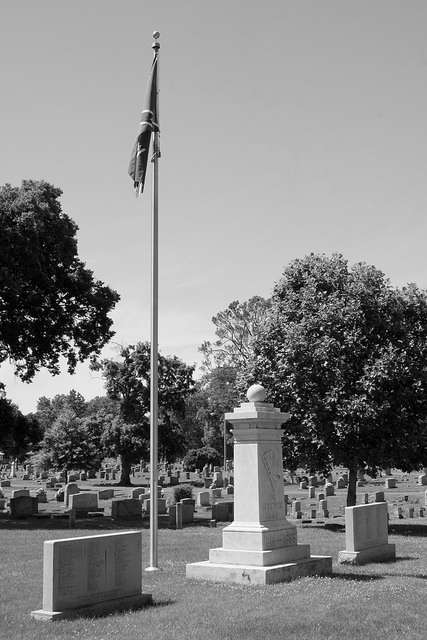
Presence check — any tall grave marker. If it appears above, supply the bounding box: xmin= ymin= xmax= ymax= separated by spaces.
xmin=186 ymin=385 xmax=332 ymax=584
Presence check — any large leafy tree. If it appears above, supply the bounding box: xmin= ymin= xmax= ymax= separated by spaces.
xmin=93 ymin=342 xmax=195 ymax=484
xmin=0 ymin=180 xmax=119 ymax=381
xmin=40 ymin=408 xmax=104 ymax=474
xmin=245 ymin=254 xmax=427 ymax=505
xmin=0 ymin=383 xmax=43 ymax=459
xmin=35 ymin=390 xmax=87 ymax=433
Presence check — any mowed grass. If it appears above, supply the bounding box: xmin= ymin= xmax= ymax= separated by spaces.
xmin=1 ymin=520 xmax=427 ymax=640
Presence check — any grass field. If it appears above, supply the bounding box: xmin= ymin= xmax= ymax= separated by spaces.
xmin=1 ymin=473 xmax=427 ymax=640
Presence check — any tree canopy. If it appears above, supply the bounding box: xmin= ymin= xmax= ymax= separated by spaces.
xmin=0 ymin=180 xmax=119 ymax=381
xmin=199 ymin=296 xmax=270 ymax=372
xmin=245 ymin=253 xmax=427 ymax=505
xmin=92 ymin=342 xmax=195 ymax=483
xmin=0 ymin=383 xmax=42 ymax=459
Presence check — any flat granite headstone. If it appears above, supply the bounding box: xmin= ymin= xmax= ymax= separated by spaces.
xmin=338 ymin=502 xmax=396 ymax=565
xmin=31 ymin=531 xmax=152 ymax=620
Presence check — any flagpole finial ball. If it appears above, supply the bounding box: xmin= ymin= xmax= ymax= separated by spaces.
xmin=247 ymin=384 xmax=266 ymax=403
xmin=153 ymin=31 xmax=160 ymax=39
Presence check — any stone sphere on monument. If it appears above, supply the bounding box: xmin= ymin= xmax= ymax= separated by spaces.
xmin=247 ymin=384 xmax=266 ymax=403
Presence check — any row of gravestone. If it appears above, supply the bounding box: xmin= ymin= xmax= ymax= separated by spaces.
xmin=30 ymin=497 xmax=396 ymax=621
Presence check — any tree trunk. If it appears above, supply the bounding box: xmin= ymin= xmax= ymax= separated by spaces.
xmin=119 ymin=454 xmax=132 ymax=485
xmin=346 ymin=463 xmax=358 ymax=506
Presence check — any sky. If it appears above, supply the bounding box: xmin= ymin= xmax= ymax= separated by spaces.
xmin=1 ymin=0 xmax=427 ymax=414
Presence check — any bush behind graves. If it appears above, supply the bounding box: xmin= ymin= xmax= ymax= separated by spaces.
xmin=182 ymin=446 xmax=221 ymax=471
xmin=173 ymin=484 xmax=193 ymax=503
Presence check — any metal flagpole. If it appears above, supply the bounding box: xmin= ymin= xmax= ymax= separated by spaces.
xmin=146 ymin=31 xmax=161 ymax=572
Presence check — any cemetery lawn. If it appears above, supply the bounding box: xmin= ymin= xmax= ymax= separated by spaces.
xmin=1 ymin=519 xmax=427 ymax=640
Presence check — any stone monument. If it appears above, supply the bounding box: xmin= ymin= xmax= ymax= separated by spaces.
xmin=186 ymin=384 xmax=332 ymax=584
xmin=31 ymin=531 xmax=152 ymax=620
xmin=338 ymin=502 xmax=396 ymax=565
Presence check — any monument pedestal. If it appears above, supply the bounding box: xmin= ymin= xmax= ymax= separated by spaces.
xmin=186 ymin=385 xmax=332 ymax=585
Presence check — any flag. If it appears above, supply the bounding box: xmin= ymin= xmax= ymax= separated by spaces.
xmin=128 ymin=53 xmax=159 ymax=195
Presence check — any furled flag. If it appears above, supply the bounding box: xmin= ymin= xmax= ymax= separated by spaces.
xmin=128 ymin=53 xmax=159 ymax=195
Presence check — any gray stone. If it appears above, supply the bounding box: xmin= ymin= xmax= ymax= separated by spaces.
xmin=31 ymin=531 xmax=152 ymax=620
xmin=64 ymin=483 xmax=80 ymax=507
xmin=10 ymin=495 xmax=38 ymax=517
xmin=111 ymin=499 xmax=142 ymax=519
xmin=69 ymin=492 xmax=98 ymax=513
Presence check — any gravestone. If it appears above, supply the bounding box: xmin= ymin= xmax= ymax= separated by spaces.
xmin=169 ymin=503 xmax=194 ymax=525
xmin=324 ymin=484 xmax=334 ymax=496
xmin=10 ymin=495 xmax=38 ymax=517
xmin=111 ymin=499 xmax=142 ymax=520
xmin=212 ymin=501 xmax=234 ymax=522
xmin=141 ymin=498 xmax=167 ymax=514
xmin=130 ymin=487 xmax=146 ymax=499
xmin=338 ymin=502 xmax=396 ymax=565
xmin=337 ymin=477 xmax=346 ymax=489
xmin=225 ymin=485 xmax=234 ymax=495
xmin=12 ymin=489 xmax=30 ymax=499
xmin=213 ymin=471 xmax=223 ymax=488
xmin=385 ymin=477 xmax=397 ymax=489
xmin=30 ymin=531 xmax=152 ymax=620
xmin=196 ymin=491 xmax=210 ymax=506
xmin=69 ymin=492 xmax=99 ymax=515
xmin=98 ymin=489 xmax=114 ymax=500
xmin=187 ymin=385 xmax=332 ymax=584
xmin=64 ymin=483 xmax=80 ymax=507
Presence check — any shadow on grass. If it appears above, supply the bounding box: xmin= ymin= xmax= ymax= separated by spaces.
xmin=388 ymin=523 xmax=427 ymax=537
xmin=0 ymin=515 xmax=214 ymax=532
xmin=331 ymin=573 xmax=384 ymax=582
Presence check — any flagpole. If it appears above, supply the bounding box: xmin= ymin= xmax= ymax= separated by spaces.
xmin=147 ymin=30 xmax=161 ymax=572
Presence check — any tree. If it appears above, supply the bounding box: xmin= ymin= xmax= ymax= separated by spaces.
xmin=40 ymin=408 xmax=104 ymax=474
xmin=93 ymin=342 xmax=195 ymax=484
xmin=0 ymin=180 xmax=119 ymax=381
xmin=245 ymin=253 xmax=427 ymax=505
xmin=197 ymin=367 xmax=240 ymax=455
xmin=35 ymin=391 xmax=87 ymax=433
xmin=199 ymin=296 xmax=270 ymax=372
xmin=0 ymin=384 xmax=43 ymax=459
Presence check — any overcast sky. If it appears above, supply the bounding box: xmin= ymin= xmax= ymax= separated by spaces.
xmin=1 ymin=0 xmax=427 ymax=414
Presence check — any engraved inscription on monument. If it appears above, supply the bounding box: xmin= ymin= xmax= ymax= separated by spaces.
xmin=87 ymin=539 xmax=105 ymax=593
xmin=58 ymin=543 xmax=77 ymax=598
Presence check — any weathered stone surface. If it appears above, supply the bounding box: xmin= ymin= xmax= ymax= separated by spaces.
xmin=31 ymin=531 xmax=152 ymax=620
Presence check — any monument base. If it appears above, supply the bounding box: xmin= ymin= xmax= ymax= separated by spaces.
xmin=31 ymin=593 xmax=153 ymax=621
xmin=338 ymin=543 xmax=396 ymax=565
xmin=186 ymin=556 xmax=332 ymax=585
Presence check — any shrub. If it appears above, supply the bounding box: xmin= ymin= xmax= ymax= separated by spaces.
xmin=173 ymin=484 xmax=193 ymax=504
xmin=182 ymin=446 xmax=221 ymax=471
